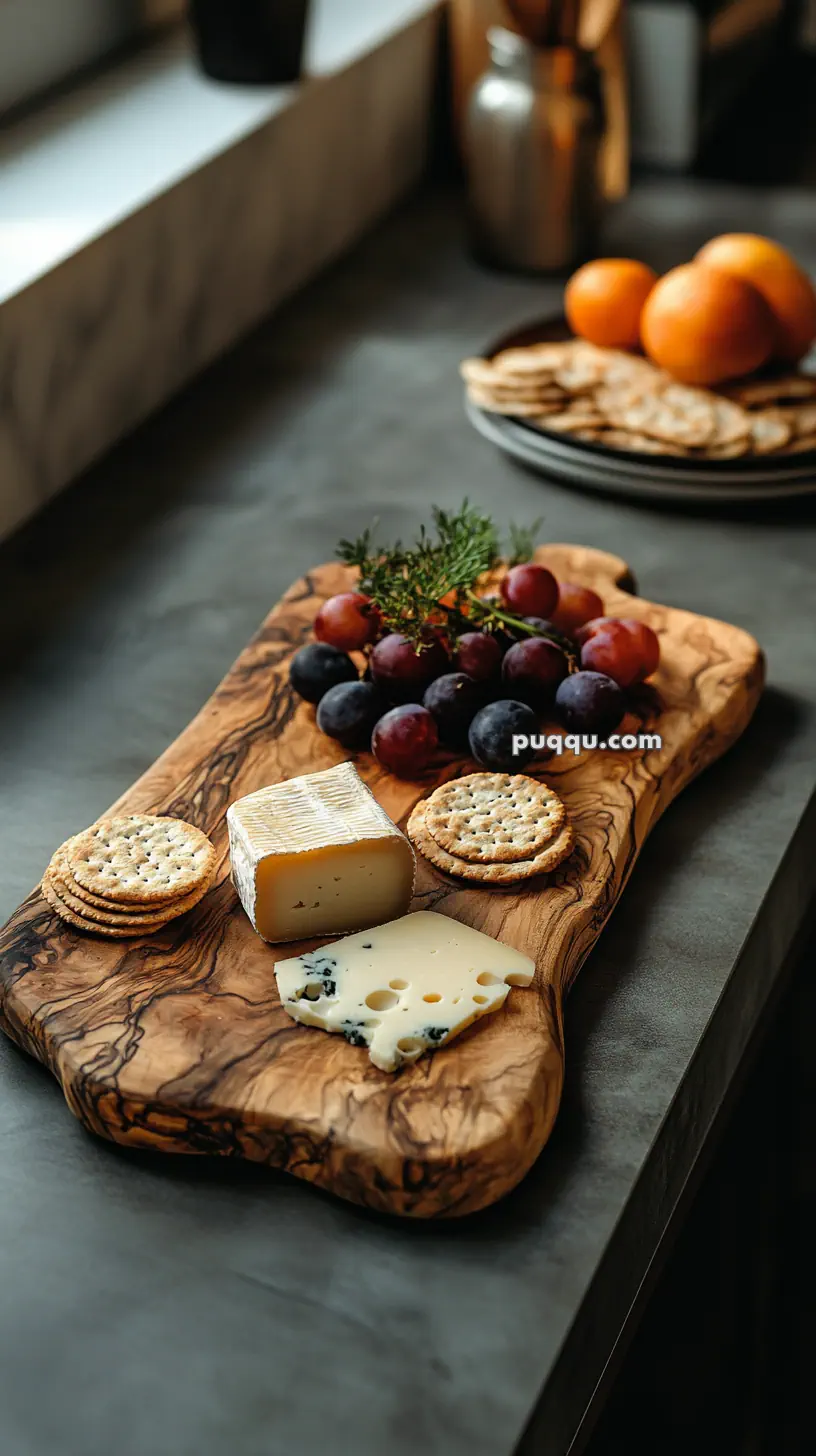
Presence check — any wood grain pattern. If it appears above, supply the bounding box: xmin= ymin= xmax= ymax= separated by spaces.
xmin=0 ymin=547 xmax=764 ymax=1217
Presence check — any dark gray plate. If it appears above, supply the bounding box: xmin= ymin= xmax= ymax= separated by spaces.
xmin=466 ymin=316 xmax=816 ymax=502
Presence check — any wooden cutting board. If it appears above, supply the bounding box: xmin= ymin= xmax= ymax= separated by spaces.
xmin=0 ymin=546 xmax=763 ymax=1217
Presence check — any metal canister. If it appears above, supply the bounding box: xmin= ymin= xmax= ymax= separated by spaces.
xmin=464 ymin=27 xmax=605 ymax=273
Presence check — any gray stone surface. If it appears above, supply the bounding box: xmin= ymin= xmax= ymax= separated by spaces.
xmin=1 ymin=182 xmax=815 ymax=1456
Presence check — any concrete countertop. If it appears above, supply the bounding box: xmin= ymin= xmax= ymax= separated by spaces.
xmin=1 ymin=182 xmax=815 ymax=1456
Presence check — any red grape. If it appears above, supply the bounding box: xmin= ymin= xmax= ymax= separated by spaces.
xmin=501 ymin=637 xmax=568 ymax=708
xmin=551 ymin=583 xmax=604 ymax=636
xmin=574 ymin=615 xmax=616 ymax=647
xmin=620 ymin=619 xmax=660 ymax=681
xmin=578 ymin=616 xmax=660 ymax=684
xmin=580 ymin=622 xmax=642 ymax=688
xmin=369 ymin=633 xmax=448 ymax=703
xmin=452 ymin=631 xmax=502 ymax=682
xmin=372 ymin=705 xmax=439 ymax=776
xmin=314 ymin=592 xmax=380 ymax=652
xmin=500 ymin=563 xmax=558 ymax=619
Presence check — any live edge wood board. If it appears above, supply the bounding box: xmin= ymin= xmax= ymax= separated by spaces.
xmin=0 ymin=547 xmax=763 ymax=1218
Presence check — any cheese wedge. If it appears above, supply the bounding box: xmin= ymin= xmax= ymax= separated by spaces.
xmin=227 ymin=762 xmax=415 ymax=944
xmin=274 ymin=910 xmax=535 ymax=1072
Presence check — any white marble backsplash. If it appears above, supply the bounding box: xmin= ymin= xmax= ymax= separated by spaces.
xmin=0 ymin=5 xmax=442 ymax=543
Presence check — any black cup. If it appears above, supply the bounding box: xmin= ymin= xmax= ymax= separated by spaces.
xmin=189 ymin=0 xmax=310 ymax=85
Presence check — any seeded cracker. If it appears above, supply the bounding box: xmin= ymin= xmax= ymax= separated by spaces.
xmin=48 ymin=837 xmax=183 ymax=911
xmin=424 ymin=773 xmax=566 ymax=863
xmin=407 ymin=799 xmax=575 ymax=884
xmin=68 ymin=814 xmax=216 ymax=903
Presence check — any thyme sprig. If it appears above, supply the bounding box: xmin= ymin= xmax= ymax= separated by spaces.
xmin=337 ymin=501 xmax=575 ymax=665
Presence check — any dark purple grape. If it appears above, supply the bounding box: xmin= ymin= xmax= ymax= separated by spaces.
xmin=452 ymin=631 xmax=502 ymax=682
xmin=289 ymin=643 xmax=358 ymax=704
xmin=554 ymin=671 xmax=625 ymax=735
xmin=317 ymin=681 xmax=385 ymax=748
xmin=423 ymin=672 xmax=484 ymax=747
xmin=501 ymin=637 xmax=568 ymax=709
xmin=369 ymin=633 xmax=449 ymax=703
xmin=468 ymin=700 xmax=539 ymax=771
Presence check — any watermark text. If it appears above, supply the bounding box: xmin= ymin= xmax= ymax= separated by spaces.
xmin=512 ymin=731 xmax=662 ymax=758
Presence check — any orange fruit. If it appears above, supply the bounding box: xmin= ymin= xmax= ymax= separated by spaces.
xmin=565 ymin=259 xmax=658 ymax=350
xmin=695 ymin=233 xmax=816 ymax=363
xmin=640 ymin=263 xmax=775 ymax=386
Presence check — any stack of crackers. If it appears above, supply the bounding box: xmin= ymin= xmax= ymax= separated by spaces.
xmin=461 ymin=340 xmax=816 ymax=459
xmin=407 ymin=773 xmax=574 ymax=885
xmin=41 ymin=814 xmax=216 ymax=938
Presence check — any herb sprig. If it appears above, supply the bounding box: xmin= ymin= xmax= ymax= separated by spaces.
xmin=337 ymin=501 xmax=575 ymax=662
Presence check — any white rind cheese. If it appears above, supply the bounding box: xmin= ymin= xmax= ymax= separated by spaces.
xmin=227 ymin=762 xmax=415 ymax=943
xmin=274 ymin=910 xmax=535 ymax=1072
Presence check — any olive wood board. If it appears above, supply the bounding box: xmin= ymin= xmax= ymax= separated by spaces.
xmin=0 ymin=546 xmax=764 ymax=1217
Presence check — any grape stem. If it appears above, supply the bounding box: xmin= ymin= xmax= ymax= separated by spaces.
xmin=462 ymin=590 xmax=578 ymax=669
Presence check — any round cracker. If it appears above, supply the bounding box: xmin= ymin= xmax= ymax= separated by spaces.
xmin=490 ymin=344 xmax=571 ymax=375
xmin=777 ymin=432 xmax=816 ymax=455
xmin=459 ymin=357 xmax=502 ymax=388
xmin=721 ymin=373 xmax=816 ymax=406
xmin=538 ymin=408 xmax=605 ymax=434
xmin=780 ymin=401 xmax=816 ymax=438
xmin=407 ymin=800 xmax=574 ymax=884
xmin=699 ymin=437 xmax=750 ymax=460
xmin=424 ymin=773 xmax=565 ymax=863
xmin=49 ymin=838 xmax=193 ymax=911
xmin=599 ymin=392 xmax=714 ymax=447
xmin=708 ymin=398 xmax=752 ymax=447
xmin=68 ymin=815 xmax=216 ymax=903
xmin=44 ymin=863 xmax=210 ymax=927
xmin=749 ymin=411 xmax=792 ymax=454
xmin=467 ymin=387 xmax=557 ymax=418
xmin=583 ymin=428 xmax=688 ymax=456
xmin=40 ymin=876 xmax=173 ymax=938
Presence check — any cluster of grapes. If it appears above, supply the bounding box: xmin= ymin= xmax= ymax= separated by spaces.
xmin=288 ymin=562 xmax=659 ymax=778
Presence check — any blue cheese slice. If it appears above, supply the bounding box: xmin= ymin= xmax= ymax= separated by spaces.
xmin=274 ymin=910 xmax=535 ymax=1072
xmin=227 ymin=762 xmax=415 ymax=944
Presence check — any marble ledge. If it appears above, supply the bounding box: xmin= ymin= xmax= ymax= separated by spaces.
xmin=0 ymin=3 xmax=443 ymax=545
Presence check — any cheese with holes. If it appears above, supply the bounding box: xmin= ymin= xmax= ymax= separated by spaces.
xmin=227 ymin=762 xmax=415 ymax=943
xmin=274 ymin=910 xmax=535 ymax=1071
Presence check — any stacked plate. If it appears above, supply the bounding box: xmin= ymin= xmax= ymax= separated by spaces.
xmin=465 ymin=319 xmax=816 ymax=505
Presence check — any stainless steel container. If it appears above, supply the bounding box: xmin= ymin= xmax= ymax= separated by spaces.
xmin=464 ymin=27 xmax=605 ymax=273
